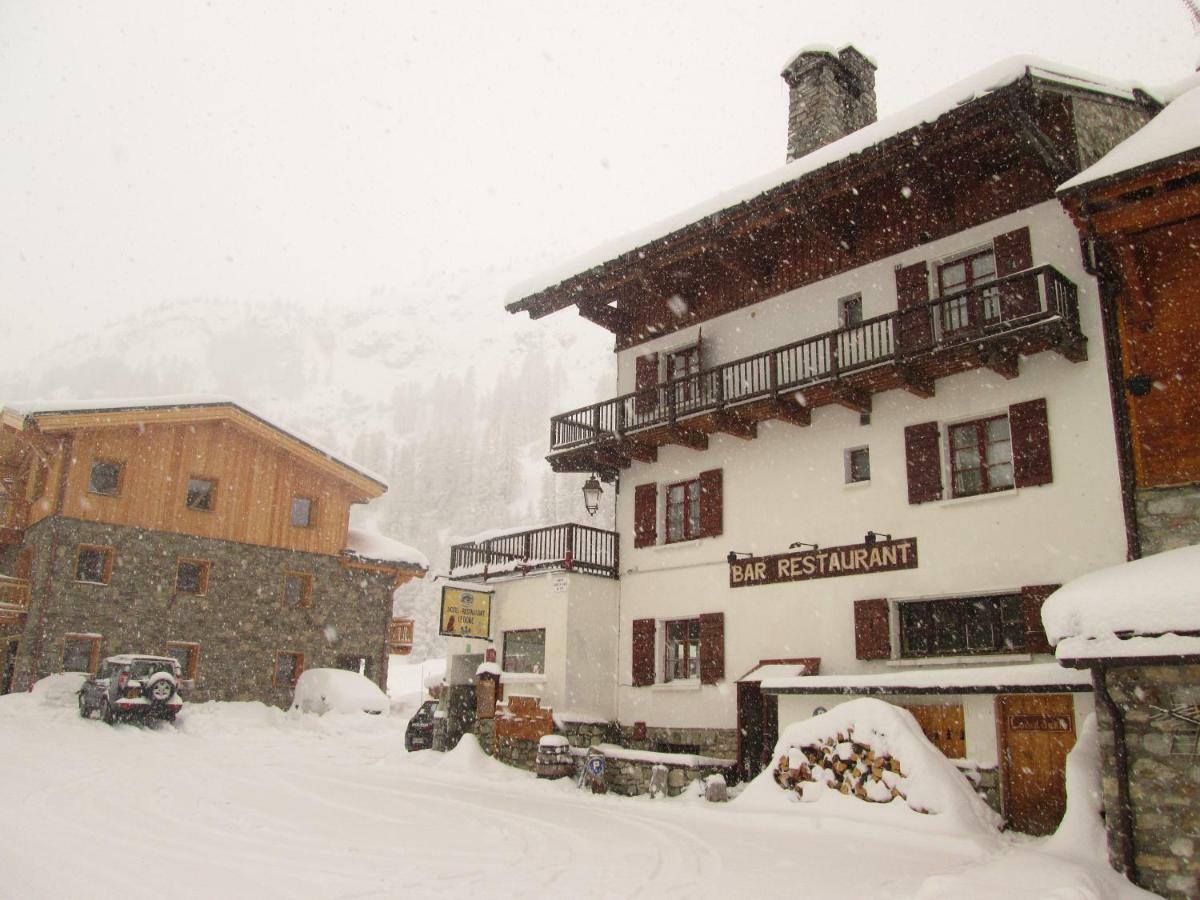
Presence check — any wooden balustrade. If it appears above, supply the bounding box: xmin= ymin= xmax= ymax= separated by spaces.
xmin=0 ymin=577 xmax=30 ymax=610
xmin=450 ymin=523 xmax=619 ymax=580
xmin=549 ymin=266 xmax=1080 ymax=453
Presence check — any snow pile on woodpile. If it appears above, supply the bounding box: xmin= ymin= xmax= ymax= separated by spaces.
xmin=745 ymin=699 xmax=1002 ymax=839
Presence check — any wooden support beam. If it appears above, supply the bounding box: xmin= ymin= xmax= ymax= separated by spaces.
xmin=829 ymin=385 xmax=872 ymax=414
xmin=711 ymin=412 xmax=758 ymax=440
xmin=979 ymin=347 xmax=1020 ymax=380
xmin=594 ymin=448 xmax=633 ymax=470
xmin=1055 ymin=333 xmax=1088 ymax=364
xmin=578 ymin=302 xmax=630 ymax=333
xmin=897 ymin=366 xmax=936 ymax=399
xmin=613 ymin=439 xmax=657 ymax=463
xmin=768 ymin=398 xmax=811 ymax=428
xmin=660 ymin=426 xmax=709 ymax=451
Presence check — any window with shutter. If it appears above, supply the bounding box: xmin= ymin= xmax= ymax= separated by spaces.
xmin=1010 ymin=398 xmax=1052 ymax=488
xmin=632 ymin=618 xmax=656 ymax=686
xmin=904 ymin=422 xmax=943 ymax=504
xmin=699 ymin=468 xmax=723 ymax=538
xmin=634 ymin=483 xmax=658 ymax=548
xmin=1021 ymin=584 xmax=1060 ymax=654
xmin=699 ymin=612 xmax=725 ymax=685
xmin=854 ymin=599 xmax=891 ymax=660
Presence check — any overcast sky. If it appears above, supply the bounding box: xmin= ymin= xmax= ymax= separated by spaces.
xmin=2 ymin=0 xmax=1197 ymax=363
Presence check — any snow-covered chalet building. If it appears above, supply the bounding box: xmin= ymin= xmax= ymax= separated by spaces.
xmin=453 ymin=47 xmax=1158 ymax=833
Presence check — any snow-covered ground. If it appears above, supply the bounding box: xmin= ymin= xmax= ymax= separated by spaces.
xmin=0 ymin=685 xmax=1152 ymax=899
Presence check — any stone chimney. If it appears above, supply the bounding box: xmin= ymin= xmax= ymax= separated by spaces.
xmin=781 ymin=45 xmax=877 ymax=162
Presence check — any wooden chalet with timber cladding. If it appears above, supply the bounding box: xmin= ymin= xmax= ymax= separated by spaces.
xmin=487 ymin=47 xmax=1161 ymax=831
xmin=0 ymin=398 xmax=426 ymax=705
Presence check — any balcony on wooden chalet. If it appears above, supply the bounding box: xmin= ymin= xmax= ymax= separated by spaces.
xmin=449 ymin=523 xmax=620 ymax=581
xmin=0 ymin=575 xmax=30 ymax=625
xmin=548 ymin=265 xmax=1085 ymax=476
xmin=0 ymin=495 xmax=28 ymax=545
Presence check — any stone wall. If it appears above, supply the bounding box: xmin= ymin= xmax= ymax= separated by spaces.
xmin=1096 ymin=664 xmax=1200 ymax=899
xmin=9 ymin=515 xmax=396 ymax=705
xmin=1072 ymin=95 xmax=1155 ymax=171
xmin=1136 ymin=486 xmax=1200 ymax=556
xmin=601 ymin=754 xmax=734 ymax=797
xmin=618 ymin=724 xmax=739 ymax=764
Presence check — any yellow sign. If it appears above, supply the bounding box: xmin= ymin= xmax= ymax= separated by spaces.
xmin=439 ymin=586 xmax=492 ymax=639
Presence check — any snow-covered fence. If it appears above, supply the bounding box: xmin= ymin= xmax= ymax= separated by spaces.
xmin=449 ymin=523 xmax=618 ymax=579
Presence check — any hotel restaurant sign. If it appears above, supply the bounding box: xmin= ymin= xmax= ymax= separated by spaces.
xmin=439 ymin=585 xmax=493 ymax=639
xmin=729 ymin=538 xmax=917 ymax=588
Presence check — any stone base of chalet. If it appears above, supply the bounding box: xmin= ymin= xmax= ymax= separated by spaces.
xmin=1137 ymin=485 xmax=1200 ymax=555
xmin=1096 ymin=664 xmax=1200 ymax=900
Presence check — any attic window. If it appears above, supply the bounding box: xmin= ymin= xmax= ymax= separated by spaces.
xmin=88 ymin=461 xmax=124 ymax=497
xmin=186 ymin=477 xmax=217 ymax=512
xmin=290 ymin=496 xmax=314 ymax=528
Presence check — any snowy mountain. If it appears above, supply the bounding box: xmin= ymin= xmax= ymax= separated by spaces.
xmin=3 ymin=273 xmax=614 ymax=659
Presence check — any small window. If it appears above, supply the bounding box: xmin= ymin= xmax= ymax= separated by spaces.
xmin=88 ymin=461 xmax=123 ymax=497
xmin=839 ymin=294 xmax=863 ymax=328
xmin=899 ymin=595 xmax=1025 ymax=658
xmin=164 ymin=642 xmax=200 ymax=679
xmin=186 ymin=477 xmax=217 ymax=512
xmin=664 ymin=618 xmax=701 ymax=682
xmin=665 ymin=478 xmax=701 ymax=543
xmin=283 ymin=572 xmax=313 ymax=608
xmin=175 ymin=559 xmax=211 ymax=595
xmin=274 ymin=651 xmax=304 ymax=688
xmin=846 ymin=446 xmax=871 ymax=484
xmin=949 ymin=415 xmax=1014 ymax=497
xmin=334 ymin=654 xmax=373 ymax=677
xmin=62 ymin=634 xmax=100 ymax=673
xmin=290 ymin=496 xmax=314 ymax=528
xmin=502 ymin=629 xmax=546 ymax=674
xmin=74 ymin=545 xmax=113 ymax=585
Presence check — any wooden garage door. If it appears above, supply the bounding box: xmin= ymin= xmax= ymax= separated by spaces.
xmin=902 ymin=704 xmax=966 ymax=759
xmin=997 ymin=693 xmax=1076 ymax=835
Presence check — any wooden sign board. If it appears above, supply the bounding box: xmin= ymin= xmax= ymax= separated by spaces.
xmin=729 ymin=538 xmax=918 ymax=588
xmin=439 ymin=585 xmax=493 ymax=638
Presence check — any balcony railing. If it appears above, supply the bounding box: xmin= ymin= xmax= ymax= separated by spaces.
xmin=0 ymin=496 xmax=28 ymax=541
xmin=0 ymin=576 xmax=30 ymax=611
xmin=550 ymin=266 xmax=1080 ymax=452
xmin=450 ymin=523 xmax=619 ymax=580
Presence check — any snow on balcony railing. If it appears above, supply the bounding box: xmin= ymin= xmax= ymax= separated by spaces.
xmin=449 ymin=523 xmax=619 ymax=580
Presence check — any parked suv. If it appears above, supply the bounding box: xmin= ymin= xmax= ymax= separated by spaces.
xmin=405 ymin=699 xmax=438 ymax=751
xmin=78 ymin=655 xmax=185 ymax=724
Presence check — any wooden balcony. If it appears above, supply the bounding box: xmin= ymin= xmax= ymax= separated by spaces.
xmin=450 ymin=523 xmax=620 ymax=580
xmin=0 ymin=576 xmax=30 ymax=625
xmin=549 ymin=266 xmax=1084 ymax=475
xmin=389 ymin=618 xmax=414 ymax=655
xmin=0 ymin=497 xmax=28 ymax=545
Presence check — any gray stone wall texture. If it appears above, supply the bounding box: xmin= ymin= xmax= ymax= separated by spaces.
xmin=1096 ymin=664 xmax=1200 ymax=899
xmin=782 ymin=47 xmax=877 ymax=162
xmin=9 ymin=515 xmax=396 ymax=707
xmin=1136 ymin=486 xmax=1200 ymax=556
xmin=1072 ymin=95 xmax=1154 ymax=171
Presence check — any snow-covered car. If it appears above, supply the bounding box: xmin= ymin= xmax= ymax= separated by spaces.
xmin=405 ymin=699 xmax=438 ymax=751
xmin=78 ymin=655 xmax=184 ymax=724
xmin=290 ymin=667 xmax=389 ymax=715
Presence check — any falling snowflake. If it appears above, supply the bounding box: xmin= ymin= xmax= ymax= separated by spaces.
xmin=667 ymin=295 xmax=689 ymax=318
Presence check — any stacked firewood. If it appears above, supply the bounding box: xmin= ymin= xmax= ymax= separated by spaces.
xmin=773 ymin=727 xmax=911 ymax=806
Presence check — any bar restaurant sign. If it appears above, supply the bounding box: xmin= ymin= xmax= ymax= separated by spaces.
xmin=729 ymin=538 xmax=918 ymax=588
xmin=439 ymin=585 xmax=493 ymax=639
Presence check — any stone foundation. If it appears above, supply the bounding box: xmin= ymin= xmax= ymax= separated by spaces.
xmin=600 ymin=752 xmax=734 ymax=797
xmin=1136 ymin=486 xmax=1200 ymax=555
xmin=1096 ymin=664 xmax=1200 ymax=899
xmin=617 ymin=724 xmax=739 ymax=763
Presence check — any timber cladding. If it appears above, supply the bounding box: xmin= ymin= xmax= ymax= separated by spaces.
xmin=51 ymin=419 xmax=359 ymax=555
xmin=729 ymin=538 xmax=917 ymax=588
xmin=9 ymin=515 xmax=396 ymax=705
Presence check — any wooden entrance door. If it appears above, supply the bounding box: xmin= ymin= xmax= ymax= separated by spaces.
xmin=997 ymin=693 xmax=1076 ymax=835
xmin=736 ymin=683 xmax=780 ymax=781
xmin=1 ymin=638 xmax=17 ymax=695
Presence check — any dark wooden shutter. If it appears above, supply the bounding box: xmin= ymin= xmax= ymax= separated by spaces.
xmin=635 ymin=353 xmax=660 ymax=415
xmin=895 ymin=261 xmax=932 ymax=355
xmin=994 ymin=226 xmax=1038 ymax=318
xmin=904 ymin=421 xmax=943 ymax=504
xmin=699 ymin=468 xmax=723 ymax=538
xmin=1010 ymin=398 xmax=1052 ymax=487
xmin=1021 ymin=584 xmax=1060 ymax=654
xmin=854 ymin=599 xmax=891 ymax=660
xmin=634 ymin=483 xmax=658 ymax=548
xmin=632 ymin=618 xmax=656 ymax=686
xmin=699 ymin=612 xmax=725 ymax=685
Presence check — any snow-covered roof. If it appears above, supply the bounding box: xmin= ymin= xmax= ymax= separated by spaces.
xmin=344 ymin=526 xmax=428 ymax=571
xmin=738 ymin=662 xmax=812 ymax=683
xmin=508 ymin=56 xmax=1144 ymax=307
xmin=1060 ymin=75 xmax=1200 ymax=191
xmin=1042 ymin=544 xmax=1200 ymax=662
xmin=2 ymin=395 xmax=387 ymax=490
xmin=760 ymin=662 xmax=1091 ymax=694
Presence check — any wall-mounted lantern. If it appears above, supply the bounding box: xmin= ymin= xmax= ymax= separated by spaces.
xmin=582 ymin=474 xmax=603 ymax=517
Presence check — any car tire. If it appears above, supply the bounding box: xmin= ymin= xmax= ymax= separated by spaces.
xmin=101 ymin=699 xmax=115 ymax=725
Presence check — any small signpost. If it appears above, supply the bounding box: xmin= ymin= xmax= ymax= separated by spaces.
xmin=579 ymin=750 xmax=607 ymax=793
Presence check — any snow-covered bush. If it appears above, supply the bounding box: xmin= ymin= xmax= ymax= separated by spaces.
xmin=31 ymin=672 xmax=88 ymax=707
xmin=291 ymin=668 xmax=390 ymax=716
xmin=747 ymin=698 xmax=1002 ymax=839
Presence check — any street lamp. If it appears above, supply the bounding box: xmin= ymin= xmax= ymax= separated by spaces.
xmin=582 ymin=474 xmax=603 ymax=517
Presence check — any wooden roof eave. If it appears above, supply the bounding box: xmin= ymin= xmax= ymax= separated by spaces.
xmin=1061 ymin=153 xmax=1200 ymax=236
xmin=339 ymin=554 xmax=428 ymax=587
xmin=507 ymin=81 xmax=1048 ymax=324
xmin=21 ymin=404 xmax=387 ymax=500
